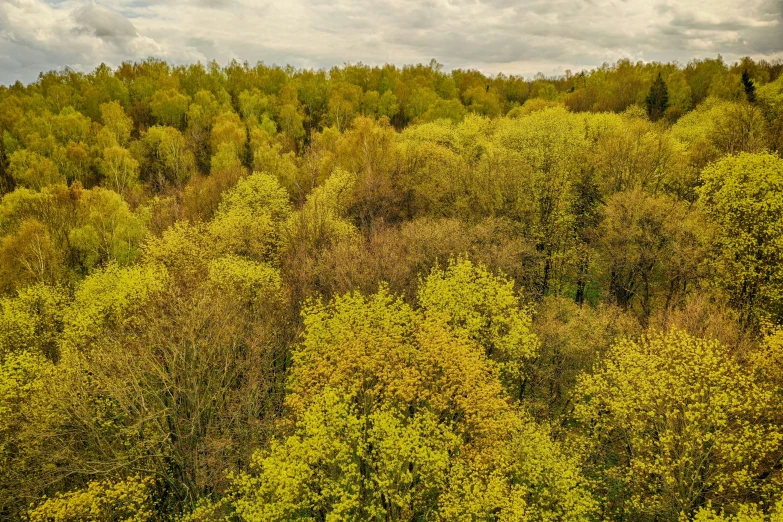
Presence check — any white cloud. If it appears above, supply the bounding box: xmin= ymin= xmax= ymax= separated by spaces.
xmin=1 ymin=0 xmax=781 ymax=85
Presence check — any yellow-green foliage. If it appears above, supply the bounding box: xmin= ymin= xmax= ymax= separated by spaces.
xmin=2 ymin=57 xmax=783 ymax=522
xmin=448 ymin=113 xmax=494 ymax=161
xmin=438 ymin=417 xmax=597 ymax=522
xmin=143 ymin=125 xmax=196 ymax=186
xmin=757 ymin=75 xmax=783 ymax=111
xmin=494 ymin=106 xmax=587 ymax=172
xmin=99 ymin=145 xmax=139 ymax=195
xmin=399 ymin=119 xmax=457 ymax=149
xmin=211 ymin=111 xmax=247 ymax=158
xmin=596 ymin=188 xmax=708 ymax=319
xmin=209 ymin=171 xmax=292 ymax=261
xmin=692 ymin=499 xmax=783 ymax=522
xmin=0 ymin=284 xmax=65 ymax=360
xmin=143 ymin=221 xmax=213 ymax=276
xmin=418 ymin=257 xmax=539 ymax=397
xmin=282 ymin=168 xmax=358 ymax=254
xmin=577 ymin=330 xmax=783 ymax=520
xmin=670 ymin=98 xmax=768 ymax=167
xmin=235 ymin=286 xmax=595 ymax=521
xmin=699 ymin=152 xmax=783 ymax=323
xmin=67 ymin=187 xmax=148 ymax=268
xmin=0 ymin=350 xmax=58 ymax=518
xmin=150 ymin=88 xmax=191 ymax=128
xmin=587 ymin=112 xmax=691 ymax=195
xmin=37 ymin=197 xmax=289 ymax=511
xmin=208 ymin=254 xmax=282 ymax=307
xmin=99 ymin=101 xmax=133 ymax=147
xmin=61 ymin=262 xmax=168 ymax=352
xmin=251 ymin=140 xmax=302 ymax=199
xmin=216 ymin=171 xmax=294 ymax=223
xmin=0 ymin=184 xmax=148 ymax=291
xmin=525 ymin=295 xmax=641 ymax=420
xmin=235 ymin=389 xmax=459 ymax=521
xmin=28 ymin=475 xmax=155 ymax=522
xmin=492 ymin=108 xmax=586 ymax=286
xmin=7 ymin=149 xmax=65 ymax=189
xmin=0 ymin=351 xmax=50 ymax=448
xmin=397 ymin=121 xmax=467 ymax=217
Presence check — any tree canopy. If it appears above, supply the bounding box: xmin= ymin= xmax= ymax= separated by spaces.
xmin=1 ymin=55 xmax=783 ymax=521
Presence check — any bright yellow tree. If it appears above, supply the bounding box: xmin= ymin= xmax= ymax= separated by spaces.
xmin=235 ymin=287 xmax=595 ymax=521
xmin=698 ymin=152 xmax=783 ymax=325
xmin=418 ymin=257 xmax=539 ymax=399
xmin=576 ymin=330 xmax=783 ymax=520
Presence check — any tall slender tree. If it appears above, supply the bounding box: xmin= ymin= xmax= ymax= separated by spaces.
xmin=645 ymin=72 xmax=669 ymax=121
xmin=742 ymin=69 xmax=756 ymax=103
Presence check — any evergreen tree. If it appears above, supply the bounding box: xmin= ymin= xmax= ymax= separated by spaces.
xmin=645 ymin=72 xmax=669 ymax=121
xmin=742 ymin=69 xmax=756 ymax=103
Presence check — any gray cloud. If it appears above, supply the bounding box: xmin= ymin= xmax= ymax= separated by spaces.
xmin=0 ymin=0 xmax=781 ymax=85
xmin=661 ymin=1 xmax=782 ymax=54
xmin=72 ymin=2 xmax=138 ymax=42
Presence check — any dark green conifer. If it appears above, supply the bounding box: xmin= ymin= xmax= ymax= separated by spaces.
xmin=742 ymin=69 xmax=756 ymax=103
xmin=645 ymin=72 xmax=669 ymax=121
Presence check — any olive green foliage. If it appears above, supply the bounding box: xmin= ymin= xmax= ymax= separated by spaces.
xmin=0 ymin=56 xmax=782 ymax=521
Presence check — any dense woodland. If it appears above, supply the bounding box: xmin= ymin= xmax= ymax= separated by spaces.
xmin=1 ymin=55 xmax=783 ymax=521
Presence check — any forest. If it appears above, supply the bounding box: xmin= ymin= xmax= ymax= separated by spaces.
xmin=1 ymin=55 xmax=783 ymax=521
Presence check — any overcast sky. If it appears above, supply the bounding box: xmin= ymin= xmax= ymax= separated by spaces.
xmin=1 ymin=0 xmax=782 ymax=85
